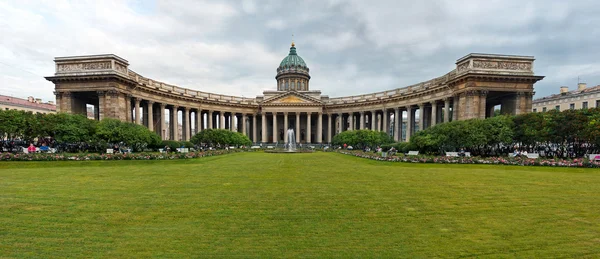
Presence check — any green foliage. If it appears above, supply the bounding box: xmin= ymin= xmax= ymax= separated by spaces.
xmin=190 ymin=129 xmax=252 ymax=147
xmin=332 ymin=130 xmax=393 ymax=148
xmin=95 ymin=119 xmax=161 ymax=151
xmin=408 ymin=108 xmax=600 ymax=156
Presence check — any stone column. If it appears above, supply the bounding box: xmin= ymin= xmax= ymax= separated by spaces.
xmin=307 ymin=112 xmax=312 ymax=143
xmin=327 ymin=113 xmax=332 ymax=143
xmin=147 ymin=101 xmax=154 ymax=132
xmin=516 ymin=92 xmax=527 ymax=115
xmin=207 ymin=111 xmax=213 ymax=129
xmin=125 ymin=95 xmax=132 ymax=122
xmin=479 ymin=90 xmax=488 ymax=119
xmin=183 ymin=108 xmax=190 ymax=141
xmin=171 ymin=106 xmax=179 ymax=141
xmin=261 ymin=113 xmax=267 ymax=143
xmin=338 ymin=113 xmax=343 ymax=133
xmin=453 ymin=95 xmax=459 ymax=121
xmin=360 ymin=111 xmax=365 ymax=129
xmin=219 ymin=111 xmax=225 ymax=129
xmin=134 ymin=98 xmax=141 ymax=125
xmin=283 ymin=112 xmax=288 ymax=143
xmin=94 ymin=91 xmax=104 ymax=120
xmin=394 ymin=108 xmax=400 ymax=141
xmin=418 ymin=103 xmax=425 ymax=132
xmin=252 ymin=114 xmax=257 ymax=142
xmin=431 ymin=101 xmax=438 ymax=127
xmin=444 ymin=98 xmax=450 ymax=123
xmin=296 ymin=113 xmax=301 ymax=143
xmin=272 ymin=113 xmax=278 ymax=143
xmin=406 ymin=106 xmax=413 ymax=142
xmin=242 ymin=114 xmax=247 ymax=136
xmin=382 ymin=109 xmax=388 ymax=135
xmin=526 ymin=92 xmax=534 ymax=112
xmin=371 ymin=111 xmax=377 ymax=131
xmin=160 ymin=104 xmax=167 ymax=140
xmin=196 ymin=110 xmax=202 ymax=134
xmin=348 ymin=113 xmax=353 ymax=131
xmin=317 ymin=112 xmax=323 ymax=143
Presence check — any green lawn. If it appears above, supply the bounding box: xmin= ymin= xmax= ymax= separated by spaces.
xmin=1 ymin=152 xmax=599 ymax=258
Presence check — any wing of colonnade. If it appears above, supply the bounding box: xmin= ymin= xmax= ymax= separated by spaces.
xmin=45 ymin=53 xmax=544 ymax=143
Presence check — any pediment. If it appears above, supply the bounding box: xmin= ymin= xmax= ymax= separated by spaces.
xmin=262 ymin=91 xmax=322 ymax=105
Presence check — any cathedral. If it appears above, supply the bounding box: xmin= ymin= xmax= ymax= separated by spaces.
xmin=46 ymin=42 xmax=544 ymax=143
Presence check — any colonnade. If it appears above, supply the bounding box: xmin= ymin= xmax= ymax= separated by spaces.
xmin=95 ymin=95 xmax=458 ymax=143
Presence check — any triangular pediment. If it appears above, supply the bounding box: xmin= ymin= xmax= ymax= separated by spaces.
xmin=262 ymin=91 xmax=322 ymax=105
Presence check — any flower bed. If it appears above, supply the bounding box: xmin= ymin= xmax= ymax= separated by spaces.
xmin=337 ymin=150 xmax=600 ymax=168
xmin=0 ymin=149 xmax=242 ymax=162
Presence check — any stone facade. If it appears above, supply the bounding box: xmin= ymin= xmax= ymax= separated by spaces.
xmin=532 ymin=83 xmax=600 ymax=112
xmin=46 ymin=51 xmax=544 ymax=143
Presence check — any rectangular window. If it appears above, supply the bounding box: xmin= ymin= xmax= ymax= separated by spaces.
xmin=533 ymin=108 xmax=537 ymax=113
xmin=542 ymin=107 xmax=547 ymax=112
xmin=570 ymin=103 xmax=575 ymax=110
xmin=597 ymin=100 xmax=600 ymax=108
xmin=555 ymin=105 xmax=560 ymax=111
xmin=583 ymin=101 xmax=588 ymax=109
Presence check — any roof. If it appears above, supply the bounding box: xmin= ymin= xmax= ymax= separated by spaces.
xmin=533 ymin=85 xmax=600 ymax=102
xmin=0 ymin=95 xmax=56 ymax=111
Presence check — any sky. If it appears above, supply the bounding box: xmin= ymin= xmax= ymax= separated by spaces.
xmin=1 ymin=0 xmax=600 ymax=103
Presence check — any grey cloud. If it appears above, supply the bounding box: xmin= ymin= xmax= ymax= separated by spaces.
xmin=1 ymin=0 xmax=600 ymax=102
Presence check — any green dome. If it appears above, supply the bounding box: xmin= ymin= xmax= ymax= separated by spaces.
xmin=277 ymin=43 xmax=309 ymax=73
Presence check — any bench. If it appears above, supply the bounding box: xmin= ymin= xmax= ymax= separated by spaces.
xmin=589 ymin=154 xmax=600 ymax=161
xmin=106 ymin=149 xmax=114 ymax=154
xmin=266 ymin=146 xmax=274 ymax=149
xmin=250 ymin=146 xmax=261 ymax=149
xmin=446 ymin=152 xmax=471 ymax=157
xmin=407 ymin=151 xmax=419 ymax=156
xmin=526 ymin=153 xmax=540 ymax=159
xmin=176 ymin=148 xmax=189 ymax=153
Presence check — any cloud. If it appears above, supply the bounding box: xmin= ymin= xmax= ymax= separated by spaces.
xmin=1 ymin=0 xmax=600 ymax=104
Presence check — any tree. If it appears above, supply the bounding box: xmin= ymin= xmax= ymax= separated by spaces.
xmin=191 ymin=129 xmax=252 ymax=147
xmin=95 ymin=119 xmax=161 ymax=151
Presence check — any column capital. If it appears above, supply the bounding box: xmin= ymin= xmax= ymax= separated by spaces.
xmin=394 ymin=107 xmax=399 ymax=112
xmin=147 ymin=100 xmax=155 ymax=105
xmin=283 ymin=112 xmax=288 ymax=115
xmin=466 ymin=90 xmax=478 ymax=96
xmin=429 ymin=100 xmax=437 ymax=105
xmin=480 ymin=90 xmax=489 ymax=96
xmin=405 ymin=105 xmax=412 ymax=110
xmin=107 ymin=90 xmax=119 ymax=97
xmin=53 ymin=91 xmax=62 ymax=97
xmin=418 ymin=103 xmax=425 ymax=108
xmin=360 ymin=111 xmax=365 ymax=114
xmin=95 ymin=91 xmax=104 ymax=96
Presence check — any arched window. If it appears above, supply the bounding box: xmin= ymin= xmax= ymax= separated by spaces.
xmin=301 ymin=82 xmax=305 ymax=90
xmin=285 ymin=81 xmax=289 ymax=90
xmin=291 ymin=81 xmax=296 ymax=90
